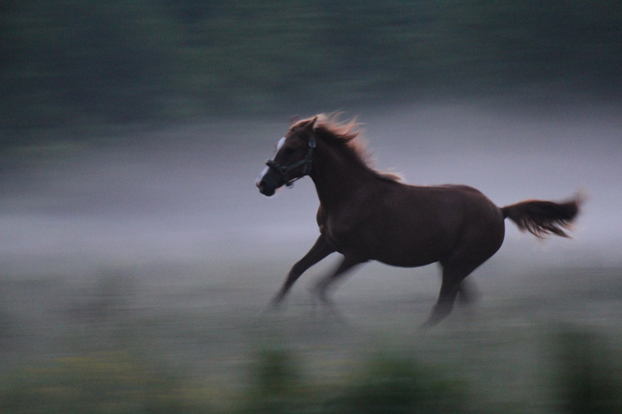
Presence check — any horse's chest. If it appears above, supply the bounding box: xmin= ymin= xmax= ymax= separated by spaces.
xmin=320 ymin=213 xmax=373 ymax=254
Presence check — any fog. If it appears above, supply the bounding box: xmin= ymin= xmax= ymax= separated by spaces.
xmin=2 ymin=100 xmax=620 ymax=276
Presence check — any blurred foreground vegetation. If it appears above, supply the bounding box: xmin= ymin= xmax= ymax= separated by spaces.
xmin=1 ymin=329 xmax=621 ymax=414
xmin=2 ymin=266 xmax=622 ymax=414
xmin=1 ymin=0 xmax=621 ymax=131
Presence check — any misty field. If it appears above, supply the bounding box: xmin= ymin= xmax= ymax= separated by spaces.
xmin=1 ymin=258 xmax=622 ymax=413
xmin=1 ymin=102 xmax=621 ymax=413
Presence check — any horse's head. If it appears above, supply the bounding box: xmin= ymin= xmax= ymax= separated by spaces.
xmin=255 ymin=117 xmax=317 ymax=196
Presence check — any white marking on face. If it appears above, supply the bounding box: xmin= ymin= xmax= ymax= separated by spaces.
xmin=256 ymin=137 xmax=286 ymax=184
xmin=255 ymin=166 xmax=269 ymax=185
xmin=275 ymin=136 xmax=286 ymax=152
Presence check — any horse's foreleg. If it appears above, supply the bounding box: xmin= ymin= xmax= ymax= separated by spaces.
xmin=313 ymin=255 xmax=364 ymax=304
xmin=272 ymin=236 xmax=334 ymax=306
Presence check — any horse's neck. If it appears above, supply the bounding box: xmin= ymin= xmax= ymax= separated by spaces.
xmin=310 ymin=144 xmax=375 ymax=211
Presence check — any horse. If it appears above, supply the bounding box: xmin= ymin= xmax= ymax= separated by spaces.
xmin=255 ymin=114 xmax=582 ymax=326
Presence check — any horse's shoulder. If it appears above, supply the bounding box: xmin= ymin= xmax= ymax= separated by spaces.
xmin=316 ymin=204 xmax=327 ymax=225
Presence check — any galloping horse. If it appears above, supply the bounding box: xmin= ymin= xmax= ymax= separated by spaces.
xmin=255 ymin=114 xmax=582 ymax=326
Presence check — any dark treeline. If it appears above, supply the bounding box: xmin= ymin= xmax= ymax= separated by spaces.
xmin=1 ymin=0 xmax=621 ymax=129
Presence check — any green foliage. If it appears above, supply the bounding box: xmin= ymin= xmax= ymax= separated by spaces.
xmin=1 ymin=0 xmax=621 ymax=128
xmin=1 ymin=0 xmax=180 ymax=127
xmin=239 ymin=348 xmax=472 ymax=414
xmin=240 ymin=348 xmax=311 ymax=414
xmin=2 ymin=331 xmax=622 ymax=414
xmin=0 ymin=353 xmax=212 ymax=414
xmin=330 ymin=353 xmax=469 ymax=414
xmin=553 ymin=327 xmax=622 ymax=414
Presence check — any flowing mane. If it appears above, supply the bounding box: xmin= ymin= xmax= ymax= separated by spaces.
xmin=292 ymin=114 xmax=402 ymax=182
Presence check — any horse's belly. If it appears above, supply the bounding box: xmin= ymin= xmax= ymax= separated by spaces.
xmin=369 ymin=238 xmax=449 ymax=268
xmin=328 ymin=227 xmax=451 ymax=268
xmin=375 ymin=256 xmax=437 ymax=268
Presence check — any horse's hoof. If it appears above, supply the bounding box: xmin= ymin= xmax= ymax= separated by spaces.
xmin=315 ymin=290 xmax=331 ymax=306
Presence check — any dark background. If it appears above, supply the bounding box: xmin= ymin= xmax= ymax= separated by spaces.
xmin=1 ymin=0 xmax=621 ymax=132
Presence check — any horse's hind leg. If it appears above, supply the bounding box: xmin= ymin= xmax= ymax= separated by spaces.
xmin=313 ymin=255 xmax=365 ymax=305
xmin=423 ymin=262 xmax=481 ymax=327
xmin=457 ymin=279 xmax=479 ymax=306
xmin=272 ymin=236 xmax=334 ymax=306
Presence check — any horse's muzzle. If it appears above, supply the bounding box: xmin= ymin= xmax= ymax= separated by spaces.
xmin=256 ymin=179 xmax=276 ymax=196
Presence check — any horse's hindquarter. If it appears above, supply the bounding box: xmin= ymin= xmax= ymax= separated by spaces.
xmin=321 ymin=182 xmax=505 ymax=268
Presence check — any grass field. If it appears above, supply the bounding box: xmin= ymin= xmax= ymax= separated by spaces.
xmin=1 ymin=257 xmax=621 ymax=413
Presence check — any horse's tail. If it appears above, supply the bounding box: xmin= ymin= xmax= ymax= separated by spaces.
xmin=501 ymin=193 xmax=584 ymax=238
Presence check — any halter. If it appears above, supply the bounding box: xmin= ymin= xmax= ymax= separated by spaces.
xmin=265 ymin=136 xmax=316 ymax=187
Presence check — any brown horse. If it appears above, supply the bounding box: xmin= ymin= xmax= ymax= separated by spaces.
xmin=255 ymin=114 xmax=582 ymax=326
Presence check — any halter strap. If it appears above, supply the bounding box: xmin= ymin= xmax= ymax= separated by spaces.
xmin=265 ymin=136 xmax=316 ymax=187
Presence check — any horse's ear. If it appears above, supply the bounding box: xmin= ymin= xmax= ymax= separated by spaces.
xmin=290 ymin=115 xmax=300 ymax=125
xmin=306 ymin=116 xmax=318 ymax=130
